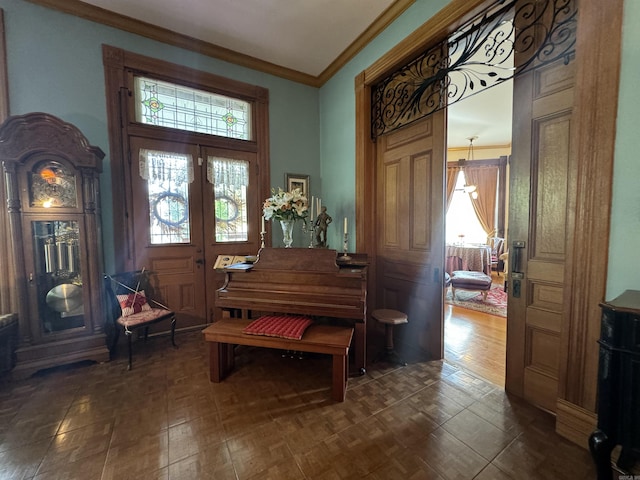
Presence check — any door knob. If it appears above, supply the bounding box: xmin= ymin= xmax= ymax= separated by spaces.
xmin=195 ymin=259 xmax=204 ymax=265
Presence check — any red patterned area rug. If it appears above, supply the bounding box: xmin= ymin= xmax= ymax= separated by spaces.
xmin=445 ymin=283 xmax=507 ymax=317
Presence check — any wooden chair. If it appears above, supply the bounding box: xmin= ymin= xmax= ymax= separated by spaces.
xmin=487 ymin=236 xmax=505 ymax=275
xmin=104 ymin=269 xmax=177 ymax=370
xmin=500 ymin=251 xmax=509 ymax=292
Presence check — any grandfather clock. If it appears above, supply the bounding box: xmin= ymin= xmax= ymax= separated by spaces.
xmin=0 ymin=112 xmax=109 ymax=376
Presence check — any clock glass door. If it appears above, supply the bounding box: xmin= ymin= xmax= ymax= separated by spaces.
xmin=31 ymin=218 xmax=86 ymax=334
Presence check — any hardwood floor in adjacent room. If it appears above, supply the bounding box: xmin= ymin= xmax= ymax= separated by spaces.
xmin=445 ymin=304 xmax=506 ymax=387
xmin=0 ymin=327 xmax=595 ymax=480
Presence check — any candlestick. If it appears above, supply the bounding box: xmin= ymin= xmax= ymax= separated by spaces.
xmin=260 ymin=230 xmax=265 ymax=249
xmin=341 ymin=232 xmax=351 ymax=261
xmin=308 ymin=219 xmax=315 ymax=248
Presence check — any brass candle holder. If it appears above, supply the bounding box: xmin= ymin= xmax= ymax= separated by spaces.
xmin=341 ymin=232 xmax=351 ymax=261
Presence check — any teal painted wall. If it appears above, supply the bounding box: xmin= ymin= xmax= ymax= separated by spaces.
xmin=1 ymin=0 xmax=638 ymax=297
xmin=319 ymin=0 xmax=450 ymax=251
xmin=607 ymin=0 xmax=640 ymax=298
xmin=318 ymin=0 xmax=640 ymax=299
xmin=0 ymin=0 xmax=320 ymax=267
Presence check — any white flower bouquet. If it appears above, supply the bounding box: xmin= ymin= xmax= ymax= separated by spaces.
xmin=262 ymin=188 xmax=309 ymax=222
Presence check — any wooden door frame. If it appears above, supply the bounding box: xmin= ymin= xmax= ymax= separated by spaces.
xmin=355 ymin=0 xmax=622 ymax=446
xmin=0 ymin=9 xmax=12 ymax=314
xmin=102 ymin=45 xmax=271 ymax=273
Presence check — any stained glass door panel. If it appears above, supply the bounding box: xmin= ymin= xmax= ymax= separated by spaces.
xmin=129 ymin=137 xmax=207 ymax=330
xmin=139 ymin=149 xmax=193 ymax=245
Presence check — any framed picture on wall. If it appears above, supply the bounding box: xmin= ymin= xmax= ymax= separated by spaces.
xmin=285 ymin=173 xmax=309 ymax=197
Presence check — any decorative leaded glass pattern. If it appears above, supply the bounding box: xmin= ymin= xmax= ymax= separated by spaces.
xmin=140 ymin=149 xmax=193 ymax=245
xmin=209 ymin=157 xmax=249 ymax=243
xmin=134 ymin=77 xmax=252 ymax=140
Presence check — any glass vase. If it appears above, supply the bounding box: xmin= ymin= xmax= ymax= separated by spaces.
xmin=280 ymin=219 xmax=294 ymax=248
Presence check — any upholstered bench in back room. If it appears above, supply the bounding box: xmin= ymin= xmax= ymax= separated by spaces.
xmin=450 ymin=270 xmax=492 ymax=301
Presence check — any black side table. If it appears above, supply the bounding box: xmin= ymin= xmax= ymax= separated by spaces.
xmin=590 ymin=290 xmax=640 ymax=479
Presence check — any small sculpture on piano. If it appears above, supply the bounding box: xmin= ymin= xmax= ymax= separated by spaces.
xmin=314 ymin=206 xmax=332 ymax=248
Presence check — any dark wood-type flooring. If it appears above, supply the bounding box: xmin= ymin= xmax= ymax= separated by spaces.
xmin=0 ymin=314 xmax=595 ymax=479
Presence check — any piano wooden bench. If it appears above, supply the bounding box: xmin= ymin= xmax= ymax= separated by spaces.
xmin=202 ymin=318 xmax=354 ymax=402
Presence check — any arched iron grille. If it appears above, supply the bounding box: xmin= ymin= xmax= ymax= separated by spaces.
xmin=371 ymin=0 xmax=577 ymax=138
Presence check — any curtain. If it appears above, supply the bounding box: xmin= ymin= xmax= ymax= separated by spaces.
xmin=139 ymin=149 xmax=194 ymax=184
xmin=464 ymin=165 xmax=498 ymax=237
xmin=207 ymin=157 xmax=249 ymax=186
xmin=446 ymin=166 xmax=461 ymax=211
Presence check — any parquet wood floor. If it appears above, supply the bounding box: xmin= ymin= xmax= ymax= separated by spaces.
xmin=0 ymin=327 xmax=596 ymax=479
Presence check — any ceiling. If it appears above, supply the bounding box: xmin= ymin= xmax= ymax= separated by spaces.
xmin=79 ymin=0 xmax=401 ymax=78
xmin=37 ymin=0 xmax=513 ymax=150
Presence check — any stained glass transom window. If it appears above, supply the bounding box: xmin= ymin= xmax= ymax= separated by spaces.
xmin=140 ymin=149 xmax=193 ymax=245
xmin=208 ymin=157 xmax=249 ymax=242
xmin=134 ymin=76 xmax=252 ymax=140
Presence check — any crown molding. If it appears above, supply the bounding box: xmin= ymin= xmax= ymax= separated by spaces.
xmin=317 ymin=0 xmax=415 ymax=85
xmin=447 ymin=144 xmax=512 ymax=153
xmin=25 ymin=0 xmax=414 ymax=88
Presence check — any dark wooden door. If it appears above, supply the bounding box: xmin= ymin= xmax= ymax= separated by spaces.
xmin=129 ymin=137 xmax=262 ymax=330
xmin=375 ymin=113 xmax=446 ymax=359
xmin=506 ymin=53 xmax=577 ymax=411
xmin=129 ymin=137 xmax=208 ymax=329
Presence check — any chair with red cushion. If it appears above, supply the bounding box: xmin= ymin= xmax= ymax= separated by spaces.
xmin=104 ymin=270 xmax=177 ymax=370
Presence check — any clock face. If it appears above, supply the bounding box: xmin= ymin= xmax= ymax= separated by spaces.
xmin=30 ymin=162 xmax=77 ymax=208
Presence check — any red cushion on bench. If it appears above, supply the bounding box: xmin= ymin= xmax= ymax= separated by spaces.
xmin=243 ymin=315 xmax=314 ymax=340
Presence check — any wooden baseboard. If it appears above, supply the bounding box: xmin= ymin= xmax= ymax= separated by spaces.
xmin=555 ymin=398 xmax=597 ymax=449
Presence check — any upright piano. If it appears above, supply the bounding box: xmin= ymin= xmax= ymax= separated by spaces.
xmin=215 ymin=248 xmax=368 ymax=374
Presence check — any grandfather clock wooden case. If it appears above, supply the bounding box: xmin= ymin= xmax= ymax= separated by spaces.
xmin=0 ymin=113 xmax=109 ymax=375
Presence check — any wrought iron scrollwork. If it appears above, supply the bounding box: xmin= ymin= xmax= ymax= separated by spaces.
xmin=371 ymin=0 xmax=577 ymax=138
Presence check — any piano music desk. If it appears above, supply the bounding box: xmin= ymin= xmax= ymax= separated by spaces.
xmin=203 ymin=318 xmax=354 ymax=402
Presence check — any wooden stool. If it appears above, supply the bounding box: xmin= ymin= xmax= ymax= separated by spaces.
xmin=372 ymin=309 xmax=408 ymax=366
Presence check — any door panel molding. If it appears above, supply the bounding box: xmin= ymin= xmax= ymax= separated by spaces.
xmin=526 ymin=307 xmax=562 ymax=333
xmin=382 ymin=161 xmax=401 ymax=248
xmin=534 ymin=60 xmax=576 ymax=98
xmin=410 ymin=153 xmax=432 ymax=250
xmin=376 ymin=112 xmax=445 ymax=360
xmin=530 ymin=115 xmax=572 ymax=261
